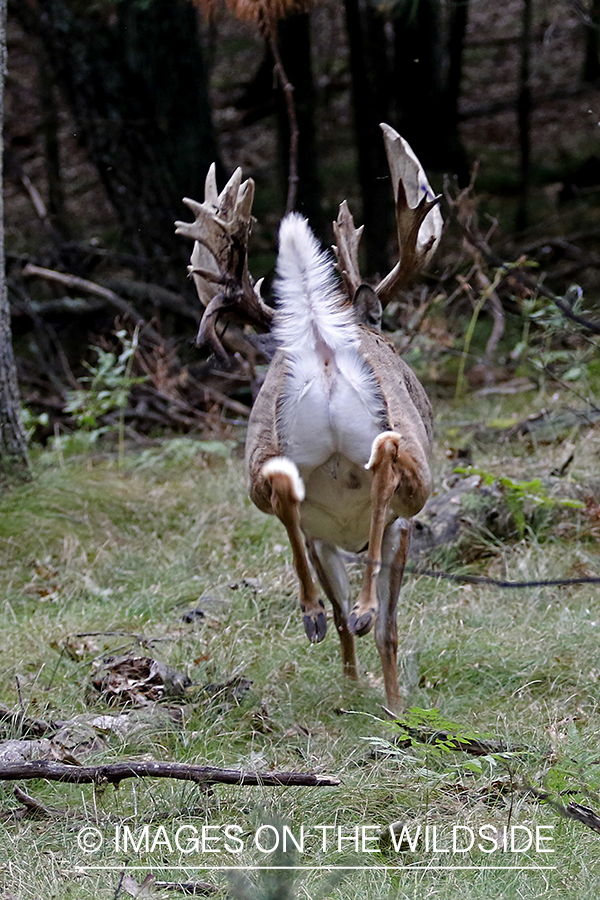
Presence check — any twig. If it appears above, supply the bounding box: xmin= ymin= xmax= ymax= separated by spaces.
xmin=19 ymin=171 xmax=48 ymax=222
xmin=454 ymin=267 xmax=505 ymax=400
xmin=461 ymin=230 xmax=600 ymax=335
xmin=334 ymin=545 xmax=600 ymax=589
xmin=459 ymin=85 xmax=588 ymax=122
xmin=474 ymin=268 xmax=505 ymax=358
xmin=267 ymin=34 xmax=299 ymax=214
xmin=15 ymin=676 xmax=25 ymax=715
xmin=13 ymin=786 xmax=63 ymax=818
xmin=528 ymin=786 xmax=600 ymax=835
xmin=0 ymin=759 xmax=340 ymax=787
xmin=75 ymin=631 xmax=151 ymax=639
xmin=114 ymin=868 xmax=128 ymax=900
xmin=403 ymin=563 xmax=600 ymax=590
xmin=517 ymin=228 xmax=600 ymax=254
xmin=189 ymin=378 xmax=251 ymax=417
xmin=155 ymin=882 xmax=216 ymax=896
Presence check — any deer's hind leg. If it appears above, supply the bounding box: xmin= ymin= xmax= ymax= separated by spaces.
xmin=347 ymin=432 xmax=404 ymax=636
xmin=374 ymin=518 xmax=412 ymax=714
xmin=308 ymin=540 xmax=358 ymax=679
xmin=261 ymin=458 xmax=327 ymax=643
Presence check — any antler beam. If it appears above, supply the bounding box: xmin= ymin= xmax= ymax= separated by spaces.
xmin=333 ymin=123 xmax=443 ymax=310
xmin=176 ymin=125 xmax=442 ymax=358
xmin=175 ymin=164 xmax=273 ymax=361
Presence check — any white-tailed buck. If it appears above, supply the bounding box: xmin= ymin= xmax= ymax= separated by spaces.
xmin=176 ymin=124 xmax=442 ymax=712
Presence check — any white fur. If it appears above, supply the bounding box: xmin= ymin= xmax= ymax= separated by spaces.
xmin=274 ymin=213 xmax=358 ymax=355
xmin=365 ymin=431 xmax=401 ymax=470
xmin=274 ymin=214 xmax=386 ymax=473
xmin=261 ymin=457 xmax=305 ymax=503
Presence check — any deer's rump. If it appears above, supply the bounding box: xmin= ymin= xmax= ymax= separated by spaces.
xmin=246 ymin=328 xmax=434 ymax=545
xmin=278 ymin=343 xmax=385 ymax=552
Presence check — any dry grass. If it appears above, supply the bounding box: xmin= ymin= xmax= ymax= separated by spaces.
xmin=0 ymin=398 xmax=599 ymax=897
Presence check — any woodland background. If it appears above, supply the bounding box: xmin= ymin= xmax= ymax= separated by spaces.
xmin=3 ymin=0 xmax=600 ymax=441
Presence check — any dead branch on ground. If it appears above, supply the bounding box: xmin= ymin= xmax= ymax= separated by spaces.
xmin=0 ymin=758 xmax=340 ymax=787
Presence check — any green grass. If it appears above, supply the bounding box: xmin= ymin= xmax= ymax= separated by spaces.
xmin=0 ymin=411 xmax=600 ymax=898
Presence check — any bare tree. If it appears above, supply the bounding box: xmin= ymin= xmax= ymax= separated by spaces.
xmin=516 ymin=0 xmax=533 ymax=231
xmin=583 ymin=0 xmax=600 ymax=83
xmin=12 ymin=0 xmax=220 ymax=272
xmin=0 ymin=0 xmax=27 ymax=471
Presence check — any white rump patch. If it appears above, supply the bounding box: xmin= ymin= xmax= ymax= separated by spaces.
xmin=272 ymin=213 xmax=389 ymax=475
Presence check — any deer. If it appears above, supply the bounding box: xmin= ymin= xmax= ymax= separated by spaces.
xmin=175 ymin=123 xmax=442 ymax=713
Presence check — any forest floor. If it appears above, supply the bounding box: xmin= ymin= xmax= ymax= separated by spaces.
xmin=1 ymin=375 xmax=600 ymax=899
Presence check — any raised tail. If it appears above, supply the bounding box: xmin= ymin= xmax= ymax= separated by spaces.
xmin=273 ymin=214 xmax=386 ymax=468
xmin=274 ymin=213 xmax=359 ymax=356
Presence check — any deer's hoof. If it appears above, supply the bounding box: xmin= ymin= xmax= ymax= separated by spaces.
xmin=302 ymin=601 xmax=327 ymax=643
xmin=348 ymin=606 xmax=376 ymax=637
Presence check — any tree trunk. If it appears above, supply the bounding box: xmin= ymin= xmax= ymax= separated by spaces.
xmin=393 ymin=0 xmax=468 ymax=179
xmin=277 ymin=14 xmax=323 ymax=230
xmin=516 ymin=0 xmax=532 ymax=231
xmin=344 ymin=0 xmax=393 ymax=277
xmin=38 ymin=52 xmax=69 ymax=239
xmin=0 ymin=0 xmax=28 ymax=471
xmin=583 ymin=0 xmax=600 ymax=83
xmin=443 ymin=0 xmax=470 ymax=182
xmin=12 ymin=0 xmax=220 ymax=275
xmin=393 ymin=0 xmax=440 ymax=164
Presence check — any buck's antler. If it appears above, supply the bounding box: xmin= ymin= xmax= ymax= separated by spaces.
xmin=332 ymin=200 xmax=363 ymax=300
xmin=175 ymin=164 xmax=273 ymax=362
xmin=333 ymin=123 xmax=443 ymax=310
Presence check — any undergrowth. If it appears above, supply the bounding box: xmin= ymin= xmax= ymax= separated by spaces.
xmin=0 ymin=398 xmax=599 ymax=898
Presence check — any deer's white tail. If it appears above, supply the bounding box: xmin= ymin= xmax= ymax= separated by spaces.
xmin=273 ymin=214 xmax=385 ymax=470
xmin=274 ymin=213 xmax=359 ymax=356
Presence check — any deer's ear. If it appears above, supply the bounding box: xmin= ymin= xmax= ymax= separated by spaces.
xmin=353 ymin=284 xmax=382 ymax=331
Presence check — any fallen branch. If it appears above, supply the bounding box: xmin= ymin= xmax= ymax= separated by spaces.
xmin=11 ymin=295 xmax=108 ymax=318
xmin=13 ymin=785 xmax=64 ymax=818
xmin=384 ymin=720 xmax=526 ymax=757
xmin=119 ymin=873 xmax=217 ymax=897
xmin=190 ymin=379 xmax=251 ymax=417
xmin=528 ymin=787 xmax=600 ymax=836
xmin=103 ymin=278 xmax=200 ymax=323
xmin=154 ymin=881 xmax=216 ymax=896
xmin=0 ymin=759 xmax=340 ymax=787
xmin=21 ymin=264 xmax=163 ymax=343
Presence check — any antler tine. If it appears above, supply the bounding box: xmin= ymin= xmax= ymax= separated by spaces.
xmin=176 ymin=197 xmax=232 ymax=306
xmin=217 ymin=167 xmax=244 ymax=221
xmin=376 ymin=123 xmax=443 ymax=308
xmin=332 ymin=200 xmax=364 ymax=301
xmin=176 ymin=164 xmax=273 ymax=358
xmin=235 ymin=178 xmax=255 ymax=226
xmin=175 ymin=198 xmax=227 ymax=243
xmin=204 ymin=162 xmax=219 ymax=208
xmin=188 ymin=240 xmax=221 ymax=310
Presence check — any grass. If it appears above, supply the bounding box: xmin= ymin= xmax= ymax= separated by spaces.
xmin=0 ymin=397 xmax=600 ymax=898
